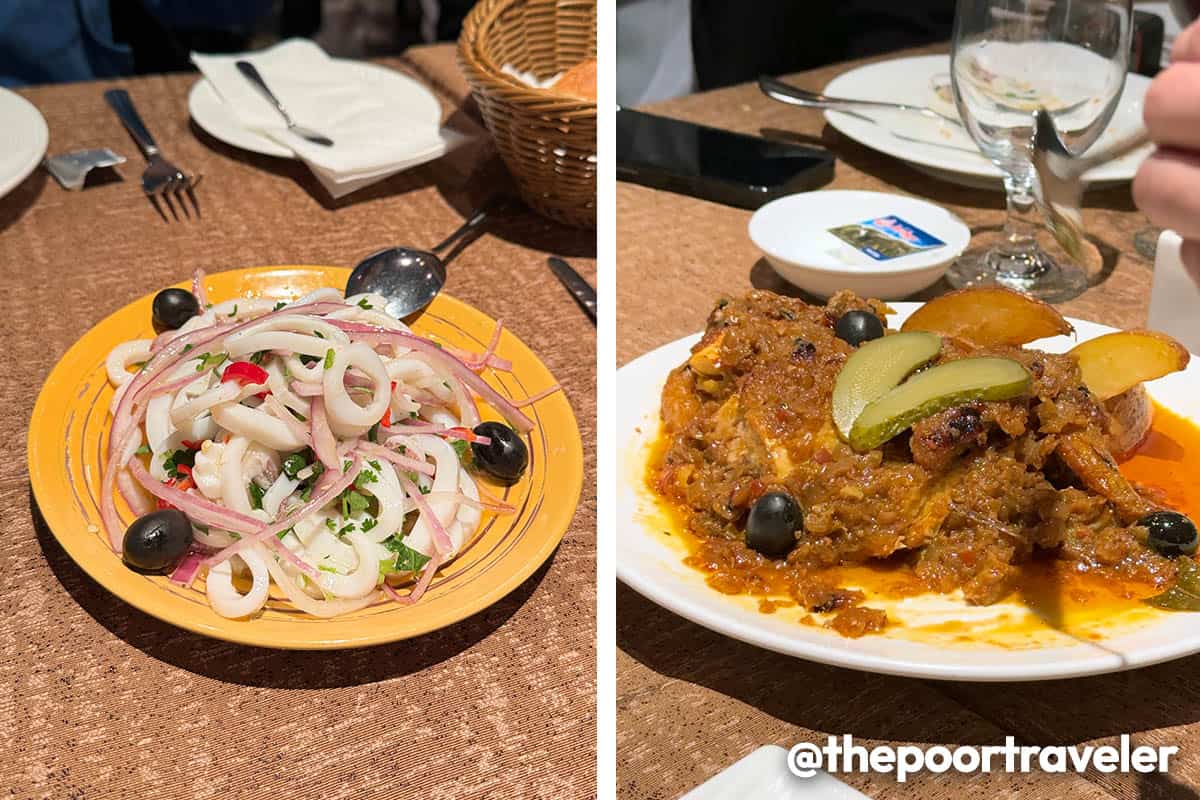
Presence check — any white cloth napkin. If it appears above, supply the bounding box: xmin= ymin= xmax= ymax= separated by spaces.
xmin=1149 ymin=230 xmax=1200 ymax=355
xmin=191 ymin=39 xmax=455 ymax=198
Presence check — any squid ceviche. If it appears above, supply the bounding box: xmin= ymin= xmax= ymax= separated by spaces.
xmin=102 ymin=271 xmax=552 ymax=619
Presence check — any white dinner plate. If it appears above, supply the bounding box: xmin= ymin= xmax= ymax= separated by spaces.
xmin=187 ymin=59 xmax=442 ymax=159
xmin=616 ymin=304 xmax=1200 ymax=681
xmin=0 ymin=88 xmax=49 ymax=200
xmin=820 ymin=55 xmax=1152 ymax=191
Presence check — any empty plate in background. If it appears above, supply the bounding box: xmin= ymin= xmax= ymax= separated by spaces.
xmin=0 ymin=88 xmax=49 ymax=200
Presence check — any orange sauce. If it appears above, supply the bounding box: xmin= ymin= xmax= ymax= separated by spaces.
xmin=645 ymin=402 xmax=1200 ymax=643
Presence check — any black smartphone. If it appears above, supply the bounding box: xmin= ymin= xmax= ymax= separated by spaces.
xmin=616 ymin=107 xmax=835 ymax=209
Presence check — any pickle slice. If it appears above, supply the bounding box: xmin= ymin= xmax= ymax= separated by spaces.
xmin=1146 ymin=558 xmax=1200 ymax=611
xmin=848 ymin=357 xmax=1032 ymax=451
xmin=832 ymin=332 xmax=943 ymax=442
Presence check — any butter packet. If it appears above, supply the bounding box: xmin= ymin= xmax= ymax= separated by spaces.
xmin=828 ymin=215 xmax=946 ymax=261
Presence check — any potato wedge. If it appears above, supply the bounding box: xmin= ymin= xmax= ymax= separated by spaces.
xmin=1070 ymin=330 xmax=1190 ymax=401
xmin=1104 ymin=383 xmax=1153 ymax=460
xmin=901 ymin=287 xmax=1073 ymax=346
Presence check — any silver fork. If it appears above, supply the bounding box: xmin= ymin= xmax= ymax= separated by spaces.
xmin=104 ymin=89 xmax=201 ymax=219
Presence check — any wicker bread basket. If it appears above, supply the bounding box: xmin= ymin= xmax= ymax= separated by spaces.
xmin=458 ymin=0 xmax=597 ymax=229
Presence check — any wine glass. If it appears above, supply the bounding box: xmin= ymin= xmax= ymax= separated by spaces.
xmin=947 ymin=0 xmax=1133 ymax=301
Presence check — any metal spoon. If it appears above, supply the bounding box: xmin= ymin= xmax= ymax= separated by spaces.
xmin=345 ymin=205 xmax=492 ymax=318
xmin=759 ymin=75 xmax=963 ymax=128
xmin=1032 ymin=107 xmax=1148 ymax=261
xmin=235 ymin=61 xmax=334 ymax=147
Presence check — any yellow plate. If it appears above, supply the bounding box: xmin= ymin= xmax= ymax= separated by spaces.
xmin=28 ymin=266 xmax=584 ymax=649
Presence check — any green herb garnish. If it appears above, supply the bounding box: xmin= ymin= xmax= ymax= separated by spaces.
xmin=163 ymin=448 xmax=196 ymax=479
xmin=357 ymin=298 xmax=373 ymax=309
xmin=248 ymin=482 xmax=265 ymax=510
xmin=383 ymin=535 xmax=431 ymax=573
xmin=194 ymin=352 xmax=228 ymax=372
xmin=134 ymin=444 xmax=151 ymax=456
xmin=323 ymin=349 xmax=335 ymax=369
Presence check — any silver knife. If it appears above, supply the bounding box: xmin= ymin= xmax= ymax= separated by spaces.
xmin=547 ymin=256 xmax=597 ymax=323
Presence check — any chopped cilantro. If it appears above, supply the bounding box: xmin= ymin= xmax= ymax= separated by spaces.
xmin=182 ymin=343 xmax=194 ymax=353
xmin=194 ymin=352 xmax=228 ymax=372
xmin=134 ymin=444 xmax=151 ymax=456
xmin=340 ymin=489 xmax=371 ymax=518
xmin=228 ymin=304 xmax=238 ymax=317
xmin=313 ymin=330 xmax=325 ymax=339
xmin=299 ymin=354 xmax=319 ymax=366
xmin=357 ymin=298 xmax=373 ymax=309
xmin=450 ymin=439 xmax=470 ymax=460
xmin=409 ymin=411 xmax=418 ymax=419
xmin=277 ymin=527 xmax=293 ymax=540
xmin=273 ymin=301 xmax=287 ymax=311
xmin=317 ymin=564 xmax=337 ymax=574
xmin=338 ymin=523 xmax=355 ymax=536
xmin=383 ymin=536 xmax=431 ymax=573
xmin=368 ymin=423 xmax=380 ymax=443
xmin=249 ymin=350 xmax=268 ymax=365
xmin=282 ymin=452 xmax=309 ymax=479
xmin=300 ymin=485 xmax=313 ymax=502
xmin=368 ymin=459 xmax=382 ymax=472
xmin=324 ymin=518 xmax=337 ymax=531
xmin=361 ymin=516 xmax=378 ymax=532
xmin=354 ymin=469 xmax=377 ymax=490
xmin=162 ymin=448 xmax=196 ymax=479
xmin=323 ymin=348 xmax=334 ymax=369
xmin=205 ymin=303 xmax=213 ymax=310
xmin=420 ymin=485 xmax=431 ymax=495
xmin=248 ymin=482 xmax=265 ymax=510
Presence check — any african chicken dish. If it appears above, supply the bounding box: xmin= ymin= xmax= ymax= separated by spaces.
xmin=649 ymin=288 xmax=1199 ymax=637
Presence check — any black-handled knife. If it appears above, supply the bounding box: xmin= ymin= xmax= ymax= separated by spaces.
xmin=547 ymin=256 xmax=597 ymax=324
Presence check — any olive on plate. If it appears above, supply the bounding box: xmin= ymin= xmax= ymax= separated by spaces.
xmin=122 ymin=509 xmax=194 ymax=572
xmin=471 ymin=421 xmax=528 ymax=482
xmin=1141 ymin=511 xmax=1199 ymax=558
xmin=152 ymin=288 xmax=201 ymax=331
xmin=746 ymin=491 xmax=803 ymax=557
xmin=834 ymin=310 xmax=886 ymax=347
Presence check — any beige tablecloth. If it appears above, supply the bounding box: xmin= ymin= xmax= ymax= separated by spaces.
xmin=0 ymin=44 xmax=595 ymax=800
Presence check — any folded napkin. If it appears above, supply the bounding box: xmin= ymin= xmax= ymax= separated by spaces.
xmin=192 ymin=39 xmax=458 ymax=198
xmin=1149 ymin=230 xmax=1200 ymax=355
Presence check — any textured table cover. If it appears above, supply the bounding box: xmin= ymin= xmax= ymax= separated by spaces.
xmin=616 ymin=48 xmax=1193 ymax=800
xmin=0 ymin=44 xmax=595 ymax=800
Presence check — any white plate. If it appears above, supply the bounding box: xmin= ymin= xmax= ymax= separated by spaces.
xmin=682 ymin=746 xmax=872 ymax=800
xmin=749 ymin=190 xmax=970 ymax=300
xmin=0 ymin=88 xmax=49 ymax=199
xmin=187 ymin=60 xmax=442 ymax=159
xmin=820 ymin=55 xmax=1152 ymax=190
xmin=616 ymin=304 xmax=1200 ymax=681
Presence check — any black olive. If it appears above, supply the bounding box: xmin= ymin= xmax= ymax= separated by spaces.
xmin=1141 ymin=511 xmax=1199 ymax=558
xmin=152 ymin=288 xmax=201 ymax=331
xmin=834 ymin=310 xmax=885 ymax=347
xmin=746 ymin=491 xmax=803 ymax=557
xmin=122 ymin=509 xmax=194 ymax=572
xmin=471 ymin=422 xmax=529 ymax=482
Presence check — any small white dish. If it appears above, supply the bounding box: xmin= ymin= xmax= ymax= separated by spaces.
xmin=616 ymin=306 xmax=1200 ymax=682
xmin=0 ymin=87 xmax=49 ymax=200
xmin=682 ymin=745 xmax=872 ymax=800
xmin=819 ymin=54 xmax=1151 ymax=191
xmin=749 ymin=190 xmax=970 ymax=300
xmin=188 ymin=59 xmax=442 ymax=159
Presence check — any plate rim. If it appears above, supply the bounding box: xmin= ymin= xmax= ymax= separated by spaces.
xmin=617 ymin=305 xmax=1200 ymax=681
xmin=820 ymin=53 xmax=1150 ymax=187
xmin=0 ymin=88 xmax=49 ymax=200
xmin=28 ymin=265 xmax=584 ymax=650
xmin=186 ymin=60 xmax=442 ymax=159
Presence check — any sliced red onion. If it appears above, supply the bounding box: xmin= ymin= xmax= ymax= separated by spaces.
xmin=191 ymin=268 xmax=208 ymax=307
xmin=382 ymin=552 xmax=444 ymax=606
xmin=511 ymin=382 xmax=562 ymax=408
xmin=291 ymin=381 xmax=323 ymax=397
xmin=309 ymin=396 xmax=340 ymax=471
xmin=394 ymin=471 xmax=453 ymax=555
xmin=324 ymin=320 xmax=533 ymax=432
xmin=357 ymin=440 xmax=436 ymax=476
xmin=169 ymin=549 xmax=206 ymax=587
xmin=262 ymin=395 xmax=312 ymax=448
xmin=117 ymin=469 xmax=154 ymax=516
xmin=128 ymin=459 xmax=261 ymax=534
xmin=202 ymin=456 xmax=362 ymax=567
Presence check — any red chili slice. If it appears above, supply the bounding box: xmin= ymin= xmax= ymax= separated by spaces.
xmin=221 ymin=361 xmax=270 ymax=400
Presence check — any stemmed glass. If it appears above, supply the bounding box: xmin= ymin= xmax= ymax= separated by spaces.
xmin=947 ymin=0 xmax=1133 ymax=301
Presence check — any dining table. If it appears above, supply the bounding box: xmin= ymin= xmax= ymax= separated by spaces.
xmin=616 ymin=46 xmax=1195 ymax=800
xmin=0 ymin=43 xmax=595 ymax=800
